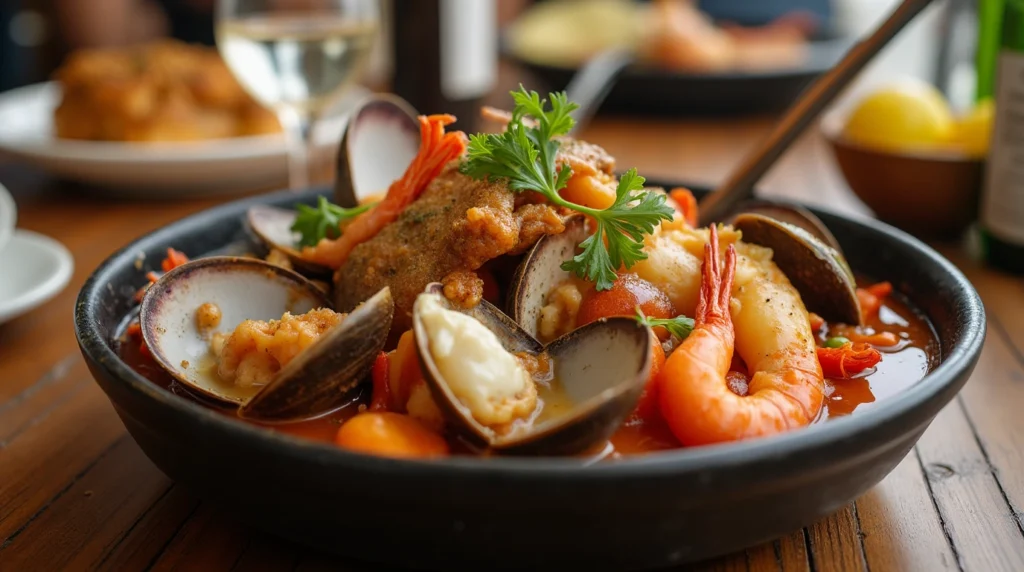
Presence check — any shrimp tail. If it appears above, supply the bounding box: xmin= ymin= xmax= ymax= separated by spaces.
xmin=696 ymin=225 xmax=737 ymax=328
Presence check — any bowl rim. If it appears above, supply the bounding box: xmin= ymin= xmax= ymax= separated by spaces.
xmin=75 ymin=185 xmax=986 ymax=478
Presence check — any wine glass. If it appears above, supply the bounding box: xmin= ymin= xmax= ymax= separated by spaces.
xmin=216 ymin=0 xmax=380 ymax=190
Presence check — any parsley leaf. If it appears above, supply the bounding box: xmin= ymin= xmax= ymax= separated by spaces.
xmin=460 ymin=86 xmax=674 ymax=291
xmin=291 ymin=196 xmax=373 ymax=248
xmin=634 ymin=307 xmax=695 ymax=341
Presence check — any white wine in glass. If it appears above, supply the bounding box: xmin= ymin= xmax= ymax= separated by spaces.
xmin=216 ymin=0 xmax=379 ymax=190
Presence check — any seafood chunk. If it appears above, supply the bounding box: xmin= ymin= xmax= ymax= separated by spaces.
xmin=214 ymin=308 xmax=344 ymax=388
xmin=334 ymin=162 xmax=566 ymax=332
xmin=659 ymin=226 xmax=825 ymax=445
xmin=415 ymin=294 xmax=537 ymax=428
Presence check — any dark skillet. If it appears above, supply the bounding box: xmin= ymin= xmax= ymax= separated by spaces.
xmin=75 ymin=184 xmax=984 ymax=571
xmin=511 ymin=36 xmax=852 ymax=117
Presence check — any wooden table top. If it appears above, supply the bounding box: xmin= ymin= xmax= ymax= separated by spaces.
xmin=0 ymin=116 xmax=1022 ymax=572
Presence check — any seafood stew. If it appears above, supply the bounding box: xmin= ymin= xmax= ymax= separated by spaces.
xmin=115 ymin=89 xmax=939 ymax=460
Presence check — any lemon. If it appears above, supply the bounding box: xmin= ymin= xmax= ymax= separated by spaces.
xmin=842 ymin=82 xmax=956 ymax=153
xmin=954 ymin=99 xmax=995 ymax=157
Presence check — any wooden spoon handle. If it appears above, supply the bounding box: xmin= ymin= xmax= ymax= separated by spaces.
xmin=698 ymin=0 xmax=935 ymax=226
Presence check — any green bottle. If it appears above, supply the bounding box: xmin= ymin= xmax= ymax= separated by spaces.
xmin=978 ymin=0 xmax=1024 ymax=273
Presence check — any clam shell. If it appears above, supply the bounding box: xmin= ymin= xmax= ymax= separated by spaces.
xmin=239 ymin=287 xmax=393 ymax=422
xmin=140 ymin=256 xmax=331 ymax=405
xmin=246 ymin=205 xmax=330 ymax=276
xmin=733 ymin=213 xmax=861 ymax=325
xmin=335 ymin=94 xmax=419 ymax=208
xmin=727 ymin=200 xmax=843 ymax=253
xmin=508 ymin=216 xmax=590 ymax=339
xmin=413 ymin=284 xmax=650 ymax=456
xmin=141 ymin=257 xmax=395 ymax=422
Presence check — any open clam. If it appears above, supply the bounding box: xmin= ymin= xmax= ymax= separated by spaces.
xmin=246 ymin=205 xmax=330 ymax=276
xmin=140 ymin=256 xmax=393 ymax=422
xmin=413 ymin=283 xmax=651 ymax=456
xmin=727 ymin=200 xmax=843 ymax=253
xmin=245 ymin=96 xmax=417 ymax=273
xmin=508 ymin=215 xmax=590 ymax=339
xmin=733 ymin=213 xmax=860 ymax=325
xmin=334 ymin=93 xmax=420 ymax=208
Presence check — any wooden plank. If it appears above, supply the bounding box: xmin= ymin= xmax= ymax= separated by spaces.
xmin=956 ymin=319 xmax=1024 ymax=527
xmin=937 ymin=246 xmax=1024 ymax=360
xmin=0 ymin=382 xmax=126 ymax=540
xmin=746 ymin=531 xmax=810 ymax=572
xmin=855 ymin=450 xmax=957 ymax=571
xmin=0 ymin=437 xmax=171 ymax=570
xmin=147 ymin=504 xmax=250 ymax=571
xmin=95 ymin=486 xmax=200 ymax=572
xmin=777 ymin=531 xmax=812 ymax=572
xmin=0 ymin=357 xmax=88 ymax=444
xmin=915 ymin=397 xmax=1024 ymax=571
xmin=806 ymin=505 xmax=865 ymax=572
xmin=696 ymin=550 xmax=748 ymax=572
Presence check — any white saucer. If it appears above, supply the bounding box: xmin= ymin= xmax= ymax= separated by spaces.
xmin=0 ymin=230 xmax=74 ymax=324
xmin=0 ymin=182 xmax=15 ymax=254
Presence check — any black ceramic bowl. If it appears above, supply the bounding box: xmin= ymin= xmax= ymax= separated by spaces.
xmin=75 ymin=185 xmax=985 ymax=571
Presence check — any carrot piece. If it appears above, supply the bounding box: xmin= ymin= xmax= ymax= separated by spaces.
xmin=856 ymin=281 xmax=893 ymax=320
xmin=848 ymin=331 xmax=900 ymax=347
xmin=866 ymin=281 xmax=893 ymax=299
xmin=301 ymin=114 xmax=468 ymax=269
xmin=161 ymin=248 xmax=189 ymax=272
xmin=126 ymin=322 xmax=142 ymax=337
xmin=335 ymin=412 xmax=449 ymax=459
xmin=145 ymin=271 xmax=161 ymax=284
xmin=817 ymin=342 xmax=882 ymax=378
xmin=808 ymin=312 xmax=825 ymax=332
xmin=369 ymin=351 xmax=391 ymax=412
xmin=669 ymin=188 xmax=698 ymax=228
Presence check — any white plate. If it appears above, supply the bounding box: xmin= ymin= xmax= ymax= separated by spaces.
xmin=0 ymin=230 xmax=74 ymax=324
xmin=0 ymin=182 xmax=14 ymax=254
xmin=0 ymin=82 xmax=365 ymax=197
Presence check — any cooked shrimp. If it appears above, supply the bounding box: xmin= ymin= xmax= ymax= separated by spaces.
xmin=659 ymin=225 xmax=825 ymax=446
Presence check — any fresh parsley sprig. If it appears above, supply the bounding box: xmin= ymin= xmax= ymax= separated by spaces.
xmin=291 ymin=196 xmax=374 ymax=248
xmin=460 ymin=86 xmax=674 ymax=291
xmin=635 ymin=307 xmax=695 ymax=341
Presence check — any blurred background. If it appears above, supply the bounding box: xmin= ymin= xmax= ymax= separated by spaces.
xmin=0 ymin=0 xmax=976 ymax=109
xmin=0 ymin=0 xmax=999 ymax=239
xmin=0 ymin=0 xmax=1016 ymax=332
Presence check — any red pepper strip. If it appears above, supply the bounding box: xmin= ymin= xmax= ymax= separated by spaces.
xmin=856 ymin=281 xmax=893 ymax=321
xmin=161 ymin=248 xmax=189 ymax=272
xmin=669 ymin=188 xmax=698 ymax=228
xmin=370 ymin=351 xmax=392 ymax=412
xmin=124 ymin=321 xmax=151 ymax=357
xmin=817 ymin=342 xmax=882 ymax=378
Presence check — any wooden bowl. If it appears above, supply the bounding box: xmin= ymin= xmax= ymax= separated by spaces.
xmin=821 ymin=114 xmax=984 ymax=237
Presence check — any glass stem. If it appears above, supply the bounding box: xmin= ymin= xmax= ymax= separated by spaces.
xmin=278 ymin=106 xmax=318 ymax=190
